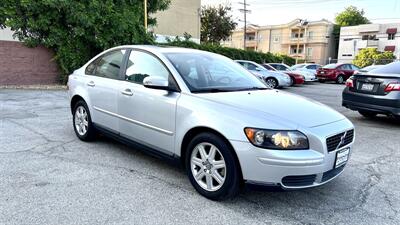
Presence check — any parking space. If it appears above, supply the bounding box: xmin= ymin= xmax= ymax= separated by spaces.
xmin=1 ymin=83 xmax=399 ymax=225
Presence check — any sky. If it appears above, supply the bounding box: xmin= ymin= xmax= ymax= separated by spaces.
xmin=201 ymin=0 xmax=400 ymax=27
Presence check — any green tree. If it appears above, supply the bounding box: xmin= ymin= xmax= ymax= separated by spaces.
xmin=0 ymin=0 xmax=170 ymax=83
xmin=201 ymin=5 xmax=237 ymax=45
xmin=333 ymin=6 xmax=370 ymax=58
xmin=353 ymin=48 xmax=395 ymax=68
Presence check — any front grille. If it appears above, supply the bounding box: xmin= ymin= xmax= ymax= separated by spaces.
xmin=326 ymin=129 xmax=354 ymax=152
xmin=282 ymin=174 xmax=316 ymax=187
xmin=321 ymin=165 xmax=345 ymax=182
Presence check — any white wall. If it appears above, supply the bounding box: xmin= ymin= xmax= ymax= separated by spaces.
xmin=0 ymin=27 xmax=18 ymax=42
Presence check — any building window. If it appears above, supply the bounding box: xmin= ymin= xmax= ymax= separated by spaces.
xmin=341 ymin=54 xmax=353 ymax=57
xmin=291 ymin=32 xmax=304 ymax=39
xmin=290 ymin=46 xmax=303 ymax=54
xmin=306 ymin=47 xmax=313 ymax=57
xmin=273 ymin=37 xmax=280 ymax=42
xmin=343 ymin=38 xmax=353 ymax=41
xmin=388 ymin=33 xmax=395 ymax=40
xmin=307 ymin=31 xmax=314 ymax=40
xmin=362 ymin=34 xmax=378 ymax=40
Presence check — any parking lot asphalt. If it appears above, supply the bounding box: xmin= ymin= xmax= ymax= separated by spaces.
xmin=1 ymin=83 xmax=399 ymax=225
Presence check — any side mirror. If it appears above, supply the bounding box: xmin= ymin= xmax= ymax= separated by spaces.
xmin=143 ymin=76 xmax=170 ymax=91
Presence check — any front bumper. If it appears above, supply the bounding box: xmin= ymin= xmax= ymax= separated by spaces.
xmin=342 ymin=88 xmax=400 ymax=116
xmin=277 ymin=77 xmax=292 ymax=87
xmin=230 ymin=119 xmax=354 ymax=189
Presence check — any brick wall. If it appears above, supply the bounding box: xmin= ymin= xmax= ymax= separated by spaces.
xmin=0 ymin=41 xmax=59 ymax=85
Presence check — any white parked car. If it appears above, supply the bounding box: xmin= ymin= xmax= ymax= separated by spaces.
xmin=290 ymin=63 xmax=322 ymax=76
xmin=234 ymin=60 xmax=291 ymax=89
xmin=68 ymin=46 xmax=355 ymax=200
xmin=269 ymin=63 xmax=318 ymax=82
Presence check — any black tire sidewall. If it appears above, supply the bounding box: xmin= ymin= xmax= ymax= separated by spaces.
xmin=358 ymin=110 xmax=377 ymax=118
xmin=185 ymin=133 xmax=241 ymax=200
xmin=72 ymin=100 xmax=95 ymax=141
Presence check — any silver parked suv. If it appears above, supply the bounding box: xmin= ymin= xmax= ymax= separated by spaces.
xmin=68 ymin=45 xmax=355 ymax=200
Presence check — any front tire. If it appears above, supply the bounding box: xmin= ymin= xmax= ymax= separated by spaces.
xmin=265 ymin=78 xmax=278 ymax=89
xmin=73 ymin=100 xmax=96 ymax=141
xmin=185 ymin=132 xmax=241 ymax=200
xmin=358 ymin=110 xmax=377 ymax=118
xmin=336 ymin=75 xmax=345 ymax=84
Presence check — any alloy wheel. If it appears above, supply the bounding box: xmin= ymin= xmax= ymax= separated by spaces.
xmin=74 ymin=106 xmax=88 ymax=136
xmin=190 ymin=142 xmax=226 ymax=192
xmin=265 ymin=78 xmax=277 ymax=89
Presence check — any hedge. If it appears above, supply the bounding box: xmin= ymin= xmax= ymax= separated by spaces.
xmin=160 ymin=39 xmax=295 ymax=66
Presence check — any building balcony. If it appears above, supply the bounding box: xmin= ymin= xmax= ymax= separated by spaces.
xmin=281 ymin=36 xmax=329 ymax=45
xmin=356 ymin=40 xmax=379 ymax=49
xmin=245 ymin=40 xmax=257 ymax=47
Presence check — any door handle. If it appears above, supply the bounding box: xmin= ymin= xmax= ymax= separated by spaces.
xmin=87 ymin=81 xmax=95 ymax=87
xmin=121 ymin=89 xmax=133 ymax=96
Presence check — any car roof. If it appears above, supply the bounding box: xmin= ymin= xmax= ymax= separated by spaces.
xmin=108 ymin=45 xmax=214 ymax=55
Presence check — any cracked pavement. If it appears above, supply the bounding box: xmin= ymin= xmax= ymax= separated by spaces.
xmin=1 ymin=83 xmax=399 ymax=225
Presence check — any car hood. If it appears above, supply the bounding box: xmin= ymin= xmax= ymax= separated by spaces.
xmin=197 ymin=90 xmax=345 ymax=128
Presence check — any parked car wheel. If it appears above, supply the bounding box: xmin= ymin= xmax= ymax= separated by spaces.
xmin=265 ymin=77 xmax=278 ymax=89
xmin=358 ymin=110 xmax=377 ymax=118
xmin=290 ymin=77 xmax=295 ymax=86
xmin=336 ymin=75 xmax=345 ymax=84
xmin=185 ymin=132 xmax=241 ymax=200
xmin=73 ymin=100 xmax=96 ymax=141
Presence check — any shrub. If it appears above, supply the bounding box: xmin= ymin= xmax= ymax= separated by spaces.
xmin=161 ymin=39 xmax=295 ymax=65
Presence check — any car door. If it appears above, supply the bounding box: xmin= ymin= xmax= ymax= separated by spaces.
xmin=117 ymin=49 xmax=180 ymax=154
xmin=342 ymin=64 xmax=354 ymax=79
xmin=86 ymin=49 xmax=127 ymax=131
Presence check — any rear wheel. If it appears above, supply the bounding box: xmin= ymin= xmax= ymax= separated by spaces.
xmin=265 ymin=78 xmax=278 ymax=89
xmin=358 ymin=110 xmax=377 ymax=118
xmin=73 ymin=100 xmax=96 ymax=141
xmin=185 ymin=132 xmax=241 ymax=200
xmin=336 ymin=75 xmax=345 ymax=84
xmin=290 ymin=77 xmax=295 ymax=86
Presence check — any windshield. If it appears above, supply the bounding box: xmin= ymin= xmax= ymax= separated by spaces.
xmin=165 ymin=52 xmax=267 ymax=93
xmin=270 ymin=63 xmax=291 ymax=71
xmin=290 ymin=64 xmax=305 ymax=70
xmin=323 ymin=64 xmax=338 ymax=69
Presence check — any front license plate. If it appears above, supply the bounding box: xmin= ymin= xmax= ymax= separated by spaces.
xmin=361 ymin=83 xmax=374 ymax=91
xmin=335 ymin=148 xmax=350 ymax=168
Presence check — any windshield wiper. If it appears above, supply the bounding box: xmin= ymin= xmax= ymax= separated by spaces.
xmin=235 ymin=87 xmax=269 ymax=91
xmin=191 ymin=87 xmax=269 ymax=93
xmin=191 ymin=88 xmax=238 ymax=93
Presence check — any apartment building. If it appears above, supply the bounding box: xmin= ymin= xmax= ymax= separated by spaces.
xmin=152 ymin=0 xmax=201 ymax=43
xmin=338 ymin=23 xmax=400 ymax=63
xmin=222 ymin=19 xmax=336 ymax=65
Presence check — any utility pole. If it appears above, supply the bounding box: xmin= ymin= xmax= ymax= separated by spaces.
xmin=144 ymin=0 xmax=148 ymax=31
xmin=295 ymin=19 xmax=308 ymax=64
xmin=238 ymin=1 xmax=251 ymax=49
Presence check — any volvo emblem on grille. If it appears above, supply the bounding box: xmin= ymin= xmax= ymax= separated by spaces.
xmin=337 ymin=131 xmax=347 ymax=150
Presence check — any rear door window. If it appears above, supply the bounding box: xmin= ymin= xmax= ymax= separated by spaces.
xmin=85 ymin=49 xmax=126 ymax=80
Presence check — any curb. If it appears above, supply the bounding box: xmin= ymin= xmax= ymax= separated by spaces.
xmin=0 ymin=85 xmax=67 ymax=90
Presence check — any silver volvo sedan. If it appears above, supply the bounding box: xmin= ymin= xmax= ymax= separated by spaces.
xmin=68 ymin=45 xmax=355 ymax=200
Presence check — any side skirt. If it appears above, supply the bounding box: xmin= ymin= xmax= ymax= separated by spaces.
xmin=93 ymin=123 xmax=181 ymax=167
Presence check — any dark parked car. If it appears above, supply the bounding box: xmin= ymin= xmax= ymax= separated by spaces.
xmin=317 ymin=63 xmax=360 ymax=84
xmin=342 ymin=62 xmax=400 ymax=119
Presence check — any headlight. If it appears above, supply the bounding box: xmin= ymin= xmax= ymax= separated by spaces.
xmin=244 ymin=128 xmax=309 ymax=150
